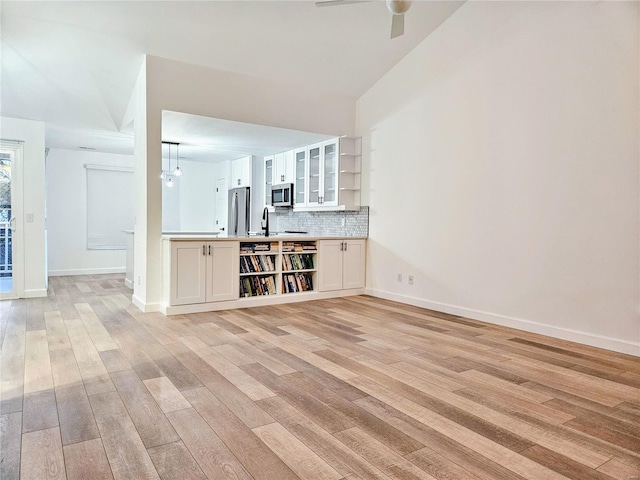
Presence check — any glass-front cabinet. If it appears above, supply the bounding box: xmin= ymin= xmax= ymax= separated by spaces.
xmin=308 ymin=143 xmax=321 ymax=205
xmin=294 ymin=148 xmax=307 ymax=206
xmin=291 ymin=137 xmax=361 ymax=210
xmin=264 ymin=155 xmax=273 ymax=207
xmin=322 ymin=141 xmax=338 ymax=206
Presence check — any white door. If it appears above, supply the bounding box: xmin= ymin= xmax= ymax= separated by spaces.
xmin=0 ymin=142 xmax=23 ymax=299
xmin=215 ymin=177 xmax=227 ymax=234
xmin=318 ymin=239 xmax=343 ymax=292
xmin=171 ymin=242 xmax=206 ymax=305
xmin=205 ymin=241 xmax=239 ymax=302
xmin=342 ymin=239 xmax=366 ymax=289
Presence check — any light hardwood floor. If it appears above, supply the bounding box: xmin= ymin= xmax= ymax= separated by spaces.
xmin=1 ymin=274 xmax=639 ymax=480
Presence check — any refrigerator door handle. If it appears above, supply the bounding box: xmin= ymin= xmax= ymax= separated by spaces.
xmin=232 ymin=193 xmax=238 ymax=235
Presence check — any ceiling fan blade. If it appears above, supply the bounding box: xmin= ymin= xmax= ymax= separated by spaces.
xmin=315 ymin=0 xmax=369 ymax=7
xmin=390 ymin=13 xmax=404 ymax=38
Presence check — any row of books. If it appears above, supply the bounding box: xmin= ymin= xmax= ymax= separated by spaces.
xmin=240 ymin=275 xmax=277 ymax=297
xmin=240 ymin=255 xmax=275 ymax=273
xmin=240 ymin=242 xmax=278 ymax=253
xmin=282 ymin=241 xmax=317 ymax=253
xmin=282 ymin=272 xmax=313 ymax=293
xmin=282 ymin=254 xmax=314 ymax=271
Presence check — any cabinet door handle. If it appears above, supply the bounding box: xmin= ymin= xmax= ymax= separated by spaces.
xmin=202 ymin=245 xmax=206 ymax=256
xmin=340 ymin=242 xmax=343 ymax=251
xmin=344 ymin=242 xmax=348 ymax=251
xmin=208 ymin=245 xmax=211 ymax=256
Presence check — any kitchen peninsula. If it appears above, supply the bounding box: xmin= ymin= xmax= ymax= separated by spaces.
xmin=161 ymin=234 xmax=366 ymax=315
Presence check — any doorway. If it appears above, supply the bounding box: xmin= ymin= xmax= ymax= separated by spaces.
xmin=0 ymin=142 xmax=23 ymax=299
xmin=215 ymin=177 xmax=227 ymax=233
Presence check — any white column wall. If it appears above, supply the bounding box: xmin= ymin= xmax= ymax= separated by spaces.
xmin=134 ymin=55 xmax=356 ymax=309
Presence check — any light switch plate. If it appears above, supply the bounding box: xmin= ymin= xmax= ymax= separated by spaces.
xmin=26 ymin=213 xmax=34 ymax=223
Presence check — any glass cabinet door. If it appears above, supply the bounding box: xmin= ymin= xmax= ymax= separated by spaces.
xmin=295 ymin=149 xmax=306 ymax=206
xmin=264 ymin=157 xmax=273 ymax=206
xmin=322 ymin=140 xmax=338 ymax=205
xmin=308 ymin=144 xmax=321 ymax=205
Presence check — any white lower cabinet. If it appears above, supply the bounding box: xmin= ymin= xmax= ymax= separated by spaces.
xmin=318 ymin=239 xmax=366 ymax=292
xmin=171 ymin=241 xmax=239 ymax=305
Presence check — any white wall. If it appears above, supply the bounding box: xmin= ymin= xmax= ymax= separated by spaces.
xmin=133 ymin=55 xmax=357 ymax=309
xmin=358 ymin=2 xmax=639 ymax=355
xmin=46 ymin=149 xmax=133 ymax=275
xmin=0 ymin=116 xmax=47 ymax=297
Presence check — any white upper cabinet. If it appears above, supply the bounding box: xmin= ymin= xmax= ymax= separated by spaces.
xmin=264 ymin=150 xmax=294 ymax=208
xmin=274 ymin=150 xmax=294 ymax=184
xmin=294 ymin=137 xmax=361 ymax=211
xmin=230 ymin=155 xmax=252 ymax=188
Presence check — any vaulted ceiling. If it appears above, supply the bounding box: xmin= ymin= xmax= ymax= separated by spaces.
xmin=1 ymin=1 xmax=463 ymax=156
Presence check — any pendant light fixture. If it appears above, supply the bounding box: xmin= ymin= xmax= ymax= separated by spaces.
xmin=161 ymin=141 xmax=182 ymax=187
xmin=173 ymin=143 xmax=183 ymax=177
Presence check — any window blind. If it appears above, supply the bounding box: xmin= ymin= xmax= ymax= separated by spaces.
xmin=85 ymin=164 xmax=134 ymax=250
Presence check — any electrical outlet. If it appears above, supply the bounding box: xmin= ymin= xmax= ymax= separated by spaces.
xmin=397 ymin=273 xmax=402 ymax=283
xmin=408 ymin=274 xmax=414 ymax=285
xmin=137 ymin=276 xmax=141 ymax=286
xmin=341 ymin=218 xmax=346 ymax=227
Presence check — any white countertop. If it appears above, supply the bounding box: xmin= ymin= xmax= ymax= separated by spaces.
xmin=162 ymin=233 xmax=367 ymax=241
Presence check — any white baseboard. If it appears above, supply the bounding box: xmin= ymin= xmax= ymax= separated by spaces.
xmin=23 ymin=289 xmax=48 ymax=298
xmin=365 ymin=288 xmax=640 ymax=357
xmin=124 ymin=278 xmax=134 ymax=289
xmin=48 ymin=267 xmax=125 ymax=277
xmin=131 ymin=294 xmax=161 ymax=313
xmin=161 ymin=288 xmax=366 ymax=315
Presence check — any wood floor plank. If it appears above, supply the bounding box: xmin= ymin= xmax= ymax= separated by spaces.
xmin=49 ymin=347 xmax=83 ymax=389
xmin=0 ymin=412 xmax=22 ymax=480
xmin=165 ymin=407 xmax=253 ymax=480
xmin=334 ymin=427 xmax=436 ymax=480
xmin=64 ymin=318 xmax=115 ymax=395
xmin=99 ymin=348 xmax=132 ymax=373
xmin=258 ymin=395 xmax=391 ymax=480
xmin=23 ymin=329 xmax=54 ymax=394
xmin=165 ymin=342 xmax=275 ymax=428
xmin=253 ymin=421 xmax=342 ymax=480
xmin=22 ymin=388 xmax=58 ymax=433
xmin=110 ymin=369 xmax=180 ymax=448
xmin=147 ymin=441 xmax=207 ymax=480
xmin=0 ymin=324 xmax=26 ymax=414
xmin=242 ymin=362 xmax=356 ymax=433
xmin=143 ymin=376 xmax=191 ymax=413
xmin=89 ymin=390 xmax=160 ymax=480
xmin=183 ymin=386 xmax=300 ymax=480
xmin=44 ymin=311 xmax=71 ymax=352
xmin=180 ymin=335 xmax=275 ymax=401
xmin=20 ymin=427 xmax=66 ymax=480
xmin=9 ymin=277 xmax=640 ymax=480
xmin=76 ymin=303 xmax=119 ymax=351
xmin=344 ymin=375 xmax=569 ymax=480
xmin=64 ymin=438 xmax=114 ymax=480
xmin=355 ymin=395 xmax=528 ymax=480
xmin=56 ymin=384 xmax=100 ymax=445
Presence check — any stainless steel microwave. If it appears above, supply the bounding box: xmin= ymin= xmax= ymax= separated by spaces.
xmin=271 ymin=183 xmax=293 ymax=207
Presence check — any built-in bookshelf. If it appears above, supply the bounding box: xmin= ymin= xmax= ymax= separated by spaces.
xmin=281 ymin=241 xmax=317 ymax=294
xmin=239 ymin=241 xmax=279 ymax=297
xmin=238 ymin=240 xmax=317 ymax=297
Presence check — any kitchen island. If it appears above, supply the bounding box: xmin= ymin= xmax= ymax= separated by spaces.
xmin=161 ymin=234 xmax=366 ymax=315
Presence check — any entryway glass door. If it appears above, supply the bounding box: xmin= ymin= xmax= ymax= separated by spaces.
xmin=0 ymin=142 xmax=22 ymax=299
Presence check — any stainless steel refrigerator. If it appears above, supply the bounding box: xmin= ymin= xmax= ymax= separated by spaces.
xmin=228 ymin=186 xmax=250 ymax=236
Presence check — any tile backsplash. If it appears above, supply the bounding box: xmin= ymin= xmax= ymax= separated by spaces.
xmin=273 ymin=206 xmax=369 ymax=237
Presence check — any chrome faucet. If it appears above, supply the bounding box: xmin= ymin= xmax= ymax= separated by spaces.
xmin=261 ymin=207 xmax=269 ymax=237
